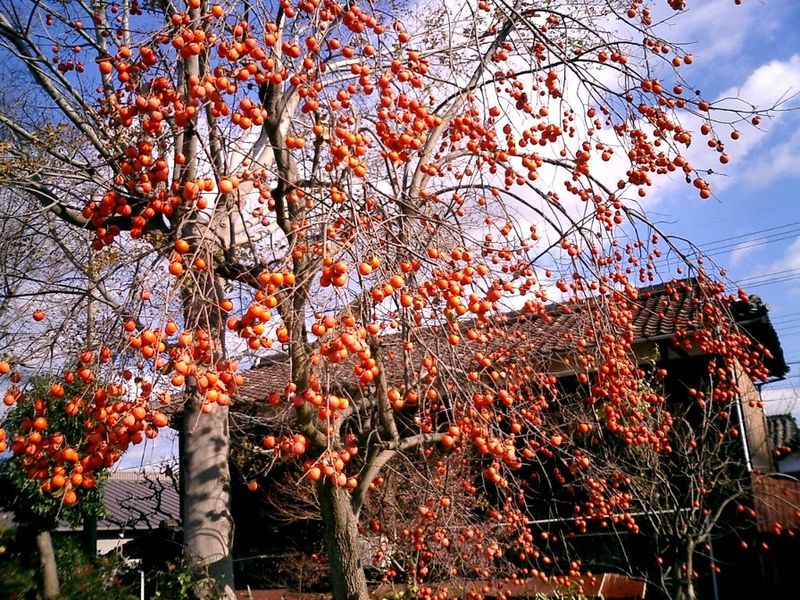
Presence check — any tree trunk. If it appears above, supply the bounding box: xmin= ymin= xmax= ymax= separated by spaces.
xmin=182 ymin=398 xmax=236 ymax=599
xmin=317 ymin=480 xmax=370 ymax=600
xmin=35 ymin=530 xmax=60 ymax=600
xmin=82 ymin=515 xmax=97 ymax=555
xmin=180 ymin=273 xmax=236 ymax=599
xmin=674 ymin=544 xmax=697 ymax=600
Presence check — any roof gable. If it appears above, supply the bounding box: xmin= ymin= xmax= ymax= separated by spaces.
xmin=235 ymin=278 xmax=787 ymax=403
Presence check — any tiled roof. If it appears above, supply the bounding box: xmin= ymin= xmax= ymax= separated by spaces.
xmin=506 ymin=278 xmax=700 ymax=354
xmin=235 ymin=279 xmax=787 ymax=403
xmin=57 ymin=471 xmax=180 ymax=532
xmin=99 ymin=471 xmax=180 ymax=531
xmin=767 ymin=414 xmax=800 ymax=452
xmin=238 ymin=354 xmax=292 ymax=405
xmin=502 ymin=280 xmax=785 ymax=363
xmin=753 ymin=475 xmax=800 ymax=533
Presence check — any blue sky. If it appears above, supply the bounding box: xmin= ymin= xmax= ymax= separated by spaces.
xmin=118 ymin=0 xmax=800 ymax=469
xmin=636 ymin=0 xmax=800 ymax=418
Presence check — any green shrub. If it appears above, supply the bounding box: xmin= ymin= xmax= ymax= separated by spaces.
xmin=149 ymin=557 xmax=225 ymax=600
xmin=0 ymin=528 xmax=138 ymax=599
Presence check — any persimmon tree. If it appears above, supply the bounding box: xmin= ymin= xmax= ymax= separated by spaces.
xmin=234 ymin=275 xmax=776 ymax=600
xmin=523 ymin=359 xmax=770 ymax=600
xmin=617 ymin=406 xmax=760 ymax=600
xmin=0 ymin=378 xmax=116 ymax=600
xmin=0 ymin=0 xmax=777 ymax=598
xmin=0 ymin=193 xmax=174 ymax=591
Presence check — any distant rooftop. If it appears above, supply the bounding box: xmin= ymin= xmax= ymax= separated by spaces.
xmin=55 ymin=471 xmax=180 ymax=533
xmin=768 ymin=414 xmax=800 ymax=452
xmin=237 ymin=278 xmax=788 ymax=404
xmin=100 ymin=471 xmax=179 ymax=531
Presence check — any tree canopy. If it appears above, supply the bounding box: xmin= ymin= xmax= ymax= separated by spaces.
xmin=0 ymin=1 xmax=779 ymax=599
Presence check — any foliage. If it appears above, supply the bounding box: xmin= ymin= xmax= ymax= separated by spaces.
xmin=149 ymin=557 xmax=226 ymax=600
xmin=0 ymin=526 xmax=222 ymax=600
xmin=0 ymin=378 xmax=108 ymax=528
xmin=0 ymin=365 xmax=170 ymax=529
xmin=0 ymin=528 xmax=138 ymax=600
xmin=53 ymin=536 xmax=138 ymax=600
xmin=0 ymin=527 xmax=38 ymax=599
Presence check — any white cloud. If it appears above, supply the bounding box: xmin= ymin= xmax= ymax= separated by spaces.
xmin=651 ymin=0 xmax=783 ymax=70
xmin=762 ymin=386 xmax=800 ymax=419
xmin=768 ymin=236 xmax=800 ymax=274
xmin=741 ymin=127 xmax=800 ymax=188
xmin=729 ymin=238 xmax=767 ymax=265
xmin=670 ymin=0 xmax=751 ymax=61
xmin=705 ymin=55 xmax=800 ymax=193
xmin=642 ymin=53 xmax=800 ymax=207
xmin=716 ymin=54 xmax=800 ymax=114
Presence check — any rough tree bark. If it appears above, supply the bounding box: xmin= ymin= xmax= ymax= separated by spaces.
xmin=181 ymin=268 xmax=236 ymax=599
xmin=182 ymin=400 xmax=235 ymax=598
xmin=317 ymin=480 xmax=370 ymax=600
xmin=35 ymin=530 xmax=60 ymax=600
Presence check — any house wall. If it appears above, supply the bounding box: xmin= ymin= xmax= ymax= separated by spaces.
xmin=777 ymin=452 xmax=800 ymax=476
xmin=97 ymin=536 xmax=132 ymax=554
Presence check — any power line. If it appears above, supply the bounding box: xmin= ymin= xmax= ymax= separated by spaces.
xmin=650 ymin=222 xmax=800 ymax=268
xmin=732 ymin=270 xmax=800 ymax=291
xmin=651 ymin=232 xmax=800 ymax=271
xmin=644 ymin=221 xmax=800 ymax=281
xmin=737 ymin=267 xmax=800 ymax=284
xmin=681 ymin=221 xmax=800 ymax=252
xmin=701 ymin=231 xmax=800 ymax=258
xmin=768 ymin=316 xmax=800 ymax=324
xmin=770 ymin=315 xmax=800 ymax=322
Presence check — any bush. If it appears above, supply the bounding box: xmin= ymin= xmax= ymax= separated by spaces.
xmin=149 ymin=557 xmax=225 ymax=600
xmin=53 ymin=536 xmax=138 ymax=600
xmin=0 ymin=528 xmax=137 ymax=599
xmin=0 ymin=527 xmax=37 ymax=599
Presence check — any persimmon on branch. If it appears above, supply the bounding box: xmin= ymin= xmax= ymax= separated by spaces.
xmin=0 ymin=1 xmax=782 ymax=598
xmin=535 ymin=381 xmax=764 ymax=599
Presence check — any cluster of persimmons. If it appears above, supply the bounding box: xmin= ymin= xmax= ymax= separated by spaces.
xmin=0 ymin=0 xmax=773 ymax=592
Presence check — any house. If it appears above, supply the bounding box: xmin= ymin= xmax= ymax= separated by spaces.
xmin=229 ymin=278 xmax=790 ymax=599
xmin=750 ymin=413 xmax=800 ymax=597
xmin=0 ymin=470 xmax=179 ymax=555
xmin=236 ymin=279 xmax=788 ymax=473
xmin=55 ymin=470 xmax=180 ymax=555
xmin=767 ymin=413 xmax=800 ymax=477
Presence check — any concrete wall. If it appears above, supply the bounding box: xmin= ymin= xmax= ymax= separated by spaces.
xmin=97 ymin=536 xmax=132 ymax=555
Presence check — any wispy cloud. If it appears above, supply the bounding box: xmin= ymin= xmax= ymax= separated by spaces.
xmin=644 ymin=53 xmax=800 ymax=206
xmin=653 ymin=0 xmax=784 ymax=78
xmin=729 ymin=238 xmax=767 ymax=265
xmin=770 ymin=236 xmax=800 ymax=273
xmin=699 ymin=54 xmax=800 ymax=195
xmin=716 ymin=54 xmax=800 ymax=115
xmin=741 ymin=128 xmax=800 ymax=188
